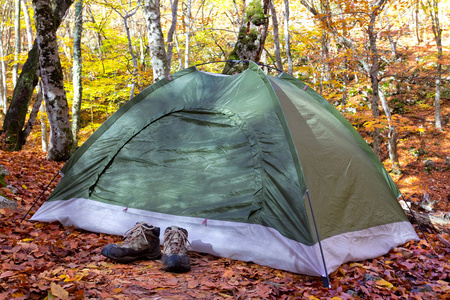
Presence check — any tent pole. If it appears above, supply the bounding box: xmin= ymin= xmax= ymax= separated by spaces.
xmin=306 ymin=190 xmax=331 ymax=288
xmin=21 ymin=171 xmax=61 ymax=223
xmin=194 ymin=60 xmax=284 ymax=73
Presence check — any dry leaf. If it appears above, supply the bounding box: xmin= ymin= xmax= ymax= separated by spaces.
xmin=50 ymin=282 xmax=69 ymax=300
xmin=375 ymin=279 xmax=394 ymax=289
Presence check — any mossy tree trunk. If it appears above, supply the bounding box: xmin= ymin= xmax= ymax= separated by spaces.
xmin=0 ymin=0 xmax=73 ymax=152
xmin=222 ymin=0 xmax=270 ymax=74
xmin=32 ymin=0 xmax=74 ymax=161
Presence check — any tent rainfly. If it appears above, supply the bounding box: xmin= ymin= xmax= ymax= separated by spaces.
xmin=31 ymin=61 xmax=418 ymax=281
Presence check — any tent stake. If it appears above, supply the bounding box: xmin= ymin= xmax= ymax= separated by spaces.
xmin=20 ymin=171 xmax=61 ymax=223
xmin=306 ymin=190 xmax=331 ymax=288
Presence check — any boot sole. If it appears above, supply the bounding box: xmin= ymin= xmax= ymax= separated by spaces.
xmin=108 ymin=252 xmax=162 ymax=263
xmin=161 ymin=254 xmax=191 ymax=272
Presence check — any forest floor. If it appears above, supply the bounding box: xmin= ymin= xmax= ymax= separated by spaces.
xmin=0 ymin=100 xmax=449 ymax=299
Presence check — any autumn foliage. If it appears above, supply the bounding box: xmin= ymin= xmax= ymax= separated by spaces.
xmin=1 ymin=0 xmax=450 ymax=298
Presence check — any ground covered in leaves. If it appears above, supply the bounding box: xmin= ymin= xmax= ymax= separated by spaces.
xmin=1 ymin=100 xmax=450 ymax=299
xmin=0 ymin=149 xmax=449 ymax=299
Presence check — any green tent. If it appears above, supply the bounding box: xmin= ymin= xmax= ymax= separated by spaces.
xmin=32 ymin=62 xmax=418 ymax=278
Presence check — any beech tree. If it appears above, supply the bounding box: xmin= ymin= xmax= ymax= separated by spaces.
xmin=12 ymin=0 xmax=20 ymax=87
xmin=422 ymin=0 xmax=443 ymax=129
xmin=141 ymin=0 xmax=170 ymax=81
xmin=105 ymin=0 xmax=141 ymax=98
xmin=0 ymin=9 xmax=8 ymax=113
xmin=22 ymin=0 xmax=34 ymax=51
xmin=1 ymin=0 xmax=74 ymax=151
xmin=32 ymin=0 xmax=74 ymax=160
xmin=283 ymin=0 xmax=293 ymax=75
xmin=223 ymin=0 xmax=270 ymax=74
xmin=270 ymin=0 xmax=283 ymax=71
xmin=184 ymin=0 xmax=193 ymax=68
xmin=72 ymin=0 xmax=83 ymax=146
xmin=166 ymin=0 xmax=179 ymax=70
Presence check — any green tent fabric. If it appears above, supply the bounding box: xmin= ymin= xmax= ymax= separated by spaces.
xmin=31 ymin=62 xmax=418 ymax=277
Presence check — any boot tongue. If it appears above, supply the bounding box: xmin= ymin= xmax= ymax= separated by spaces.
xmin=122 ymin=223 xmax=149 ymax=249
xmin=165 ymin=227 xmax=189 ymax=255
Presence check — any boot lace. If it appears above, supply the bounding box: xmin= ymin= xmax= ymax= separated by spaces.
xmin=164 ymin=227 xmax=191 ymax=255
xmin=122 ymin=222 xmax=156 ymax=246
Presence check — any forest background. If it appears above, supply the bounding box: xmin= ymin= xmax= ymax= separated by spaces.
xmin=0 ymin=0 xmax=448 ymax=166
xmin=0 ymin=0 xmax=449 ymax=298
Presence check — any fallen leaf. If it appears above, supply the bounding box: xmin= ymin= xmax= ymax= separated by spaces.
xmin=187 ymin=280 xmax=199 ymax=289
xmin=50 ymin=282 xmax=69 ymax=300
xmin=395 ymin=247 xmax=414 ymax=258
xmin=399 ymin=261 xmax=415 ymax=271
xmin=375 ymin=279 xmax=394 ymax=289
xmin=0 ymin=271 xmax=14 ymax=279
xmin=223 ymin=269 xmax=234 ymax=279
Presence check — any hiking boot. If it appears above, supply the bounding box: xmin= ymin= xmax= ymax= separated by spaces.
xmin=101 ymin=222 xmax=161 ymax=263
xmin=162 ymin=226 xmax=191 ymax=272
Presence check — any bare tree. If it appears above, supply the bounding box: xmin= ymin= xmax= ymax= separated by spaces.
xmin=105 ymin=0 xmax=141 ymax=98
xmin=142 ymin=0 xmax=170 ymax=81
xmin=283 ymin=0 xmax=292 ymax=75
xmin=0 ymin=30 xmax=7 ymax=114
xmin=422 ymin=0 xmax=443 ymax=129
xmin=184 ymin=0 xmax=192 ymax=68
xmin=12 ymin=0 xmax=21 ymax=87
xmin=72 ymin=0 xmax=83 ymax=146
xmin=269 ymin=0 xmax=282 ymax=71
xmin=22 ymin=0 xmax=33 ymax=51
xmin=166 ymin=0 xmax=179 ymax=69
xmin=32 ymin=0 xmax=74 ymax=160
xmin=0 ymin=1 xmax=12 ymax=113
xmin=1 ymin=0 xmax=74 ymax=151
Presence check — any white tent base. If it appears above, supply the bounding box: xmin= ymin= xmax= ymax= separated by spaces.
xmin=31 ymin=198 xmax=419 ymax=276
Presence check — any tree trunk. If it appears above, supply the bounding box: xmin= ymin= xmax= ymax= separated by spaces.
xmin=22 ymin=88 xmax=43 ymax=141
xmin=0 ymin=30 xmax=6 ymax=114
xmin=184 ymin=0 xmax=192 ymax=69
xmin=423 ymin=0 xmax=443 ymax=129
xmin=22 ymin=0 xmax=33 ymax=51
xmin=106 ymin=0 xmax=141 ymax=99
xmin=320 ymin=28 xmax=330 ymax=94
xmin=166 ymin=0 xmax=179 ymax=69
xmin=367 ymin=0 xmax=387 ymax=160
xmin=13 ymin=0 xmax=21 ymax=87
xmin=32 ymin=0 xmax=74 ymax=161
xmin=40 ymin=102 xmax=48 ymax=152
xmin=0 ymin=0 xmax=74 ymax=151
xmin=269 ymin=0 xmax=282 ymax=72
xmin=142 ymin=0 xmax=170 ymax=82
xmin=414 ymin=0 xmax=422 ymax=44
xmin=379 ymin=89 xmax=401 ymax=173
xmin=223 ymin=0 xmax=270 ymax=74
xmin=72 ymin=0 xmax=83 ymax=146
xmin=1 ymin=42 xmax=40 ymax=150
xmin=283 ymin=0 xmax=293 ymax=75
